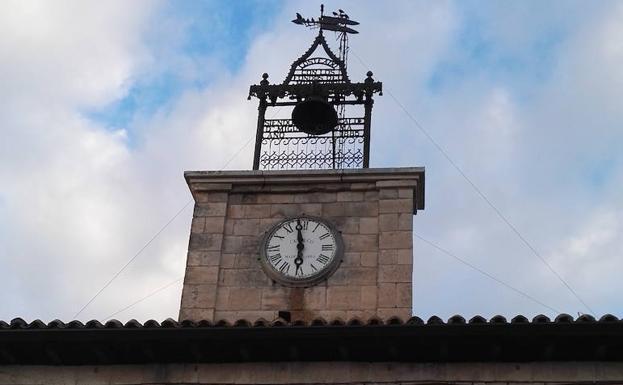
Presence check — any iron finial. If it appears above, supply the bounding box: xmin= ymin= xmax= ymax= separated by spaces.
xmin=260 ymin=73 xmax=269 ymax=86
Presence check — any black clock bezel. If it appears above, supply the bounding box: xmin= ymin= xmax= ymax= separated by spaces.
xmin=258 ymin=215 xmax=344 ymax=287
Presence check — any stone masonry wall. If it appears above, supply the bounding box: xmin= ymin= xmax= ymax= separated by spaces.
xmin=179 ymin=170 xmax=420 ymax=323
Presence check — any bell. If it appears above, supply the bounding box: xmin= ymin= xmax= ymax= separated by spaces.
xmin=291 ymin=98 xmax=338 ymax=136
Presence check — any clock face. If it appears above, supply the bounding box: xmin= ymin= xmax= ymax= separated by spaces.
xmin=259 ymin=216 xmax=343 ymax=287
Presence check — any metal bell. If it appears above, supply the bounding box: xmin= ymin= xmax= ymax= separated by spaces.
xmin=291 ymin=98 xmax=338 ymax=136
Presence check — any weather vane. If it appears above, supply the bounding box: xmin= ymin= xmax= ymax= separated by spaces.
xmin=248 ymin=4 xmax=382 ymax=170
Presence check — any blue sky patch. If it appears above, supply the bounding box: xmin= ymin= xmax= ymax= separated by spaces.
xmin=85 ymin=0 xmax=282 ymax=145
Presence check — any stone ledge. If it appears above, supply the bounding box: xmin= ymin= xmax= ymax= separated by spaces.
xmin=185 ymin=167 xmax=425 ymax=212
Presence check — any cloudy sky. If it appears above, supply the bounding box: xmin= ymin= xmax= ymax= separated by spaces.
xmin=2 ymin=0 xmax=623 ymax=323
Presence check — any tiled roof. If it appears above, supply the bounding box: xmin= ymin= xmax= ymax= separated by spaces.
xmin=1 ymin=314 xmax=622 ymax=365
xmin=1 ymin=313 xmax=616 ymax=329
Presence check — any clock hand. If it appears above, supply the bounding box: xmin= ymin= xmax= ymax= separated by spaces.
xmin=295 ymin=219 xmax=304 ymax=275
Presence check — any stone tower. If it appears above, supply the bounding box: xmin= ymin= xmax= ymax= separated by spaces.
xmin=179 ymin=7 xmax=425 ymax=323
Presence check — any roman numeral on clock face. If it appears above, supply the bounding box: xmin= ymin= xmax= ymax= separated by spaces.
xmin=267 ymin=244 xmax=280 ymax=252
xmin=321 ymin=244 xmax=334 ymax=251
xmin=283 ymin=222 xmax=294 ymax=233
xmin=318 ymin=232 xmax=330 ymax=240
xmin=278 ymin=261 xmax=290 ymax=274
xmin=316 ymin=254 xmax=330 ymax=265
xmin=269 ymin=253 xmax=282 ymax=264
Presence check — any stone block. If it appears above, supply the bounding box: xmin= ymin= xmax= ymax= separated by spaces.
xmin=398 ymin=188 xmax=413 ymax=198
xmin=364 ymin=190 xmax=379 ymax=201
xmin=346 ymin=310 xmax=378 ymax=320
xmin=228 ymin=287 xmax=262 ymax=310
xmin=299 ymin=203 xmax=323 ymax=216
xmin=332 ymin=216 xmax=359 ymax=234
xmin=379 ymin=213 xmax=398 ymax=231
xmin=204 ymin=216 xmax=225 ymax=234
xmin=379 ymin=265 xmax=412 ymax=282
xmin=294 ymin=192 xmax=337 ymax=203
xmin=213 ymin=311 xmax=237 ymax=323
xmin=227 ymin=194 xmax=242 ymax=204
xmin=344 ymin=201 xmax=378 ymax=217
xmin=185 ymin=266 xmax=219 ymax=284
xmin=322 ymin=202 xmax=345 ymax=217
xmin=181 ymin=284 xmax=216 ymax=308
xmin=215 ymin=287 xmax=229 ymax=308
xmin=343 ymin=234 xmax=378 ymax=252
xmin=337 ymin=191 xmax=364 ymax=202
xmin=361 ymin=286 xmax=377 ymax=309
xmin=379 ymin=188 xmax=398 ymax=199
xmin=190 ymin=217 xmax=205 ymax=233
xmin=316 ymin=310 xmax=348 ymax=320
xmin=378 ymin=307 xmax=412 ymax=321
xmin=194 ymin=202 xmax=227 ymax=217
xmin=224 ymin=218 xmax=235 ymax=235
xmin=222 ymin=235 xmax=257 ymax=254
xmin=350 ymin=182 xmax=376 ymax=191
xmin=233 ymin=310 xmax=278 ymax=322
xmin=268 ymin=184 xmax=312 ymax=193
xmin=270 ymin=203 xmax=303 ymax=218
xmin=378 ymin=283 xmax=397 ymax=307
xmin=379 ymin=231 xmax=412 ymax=249
xmin=330 ymin=267 xmax=377 ymax=285
xmin=220 ymin=268 xmax=269 ymax=287
xmin=359 ymin=217 xmax=378 ymax=234
xmin=233 ymin=185 xmax=267 ymax=194
xmin=379 ymin=249 xmax=396 ymax=265
xmin=360 ymin=251 xmax=378 ymax=267
xmin=304 ymin=286 xmax=327 ymax=310
xmin=220 ymin=253 xmax=236 ymax=268
xmin=188 ymin=233 xmax=223 ymax=251
xmin=244 ymin=204 xmax=271 ymax=218
xmin=227 ymin=204 xmax=244 ymax=218
xmin=379 ymin=199 xmax=412 ymax=214
xmin=261 ymin=287 xmax=289 ymax=309
xmin=232 ymin=218 xmax=260 ymax=236
xmin=327 ymin=286 xmax=361 ymax=310
xmin=342 ymin=252 xmax=360 ymax=266
xmin=179 ymin=307 xmax=214 ymax=321
xmin=234 ymin=253 xmax=256 ymax=268
xmin=187 ymin=251 xmax=220 ymax=266
xmin=257 ymin=194 xmax=294 ymax=204
xmin=396 ymin=283 xmax=411 ymax=307
xmin=376 ymin=179 xmax=418 ymax=188
xmin=398 ymin=213 xmax=413 ymax=230
xmin=396 ymin=249 xmax=413 ymax=265
xmin=241 ymin=193 xmax=259 ymax=204
xmin=206 ymin=192 xmax=229 ymax=202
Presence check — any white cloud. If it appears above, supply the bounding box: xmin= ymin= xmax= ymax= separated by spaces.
xmin=2 ymin=0 xmax=623 ymax=323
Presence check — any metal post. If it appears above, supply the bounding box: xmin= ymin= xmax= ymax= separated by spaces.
xmin=363 ymin=96 xmax=373 ymax=168
xmin=252 ymin=99 xmax=267 ymax=170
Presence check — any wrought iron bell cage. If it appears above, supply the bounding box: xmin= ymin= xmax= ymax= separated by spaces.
xmin=248 ymin=6 xmax=382 ymax=170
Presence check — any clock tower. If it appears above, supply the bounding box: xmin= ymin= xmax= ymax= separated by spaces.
xmin=179 ymin=7 xmax=424 ymax=323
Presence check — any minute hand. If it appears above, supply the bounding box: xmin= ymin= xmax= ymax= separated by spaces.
xmin=295 ymin=219 xmax=304 ymax=273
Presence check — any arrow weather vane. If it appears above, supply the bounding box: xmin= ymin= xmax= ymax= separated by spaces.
xmin=292 ymin=4 xmax=360 ymax=35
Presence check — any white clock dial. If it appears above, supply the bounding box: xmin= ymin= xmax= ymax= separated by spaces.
xmin=259 ymin=216 xmax=343 ymax=286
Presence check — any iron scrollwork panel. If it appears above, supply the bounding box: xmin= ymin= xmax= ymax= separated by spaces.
xmin=259 ymin=117 xmax=366 ymax=170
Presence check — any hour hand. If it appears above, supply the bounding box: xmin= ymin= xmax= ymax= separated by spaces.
xmin=296 ymin=219 xmax=304 ymax=251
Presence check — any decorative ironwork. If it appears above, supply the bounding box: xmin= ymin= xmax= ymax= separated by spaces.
xmin=248 ymin=5 xmax=382 ymax=170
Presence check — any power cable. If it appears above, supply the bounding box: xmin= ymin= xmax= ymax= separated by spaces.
xmin=103 ymin=276 xmax=184 ymax=321
xmin=350 ymin=51 xmax=595 ymax=316
xmin=72 ymin=200 xmax=192 ymax=319
xmin=72 ymin=132 xmax=256 ymax=320
xmin=414 ymin=232 xmax=561 ymax=314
